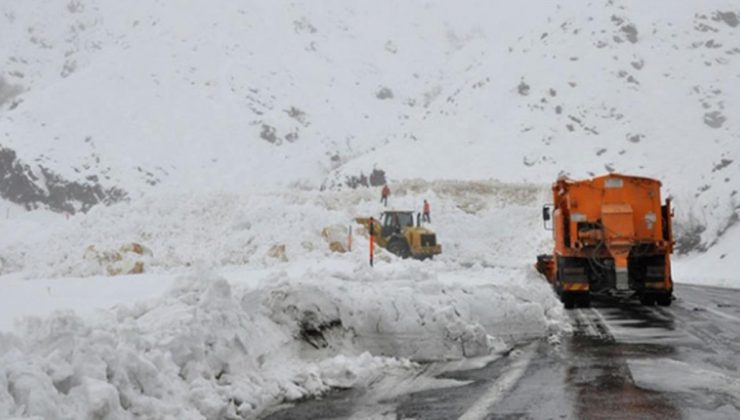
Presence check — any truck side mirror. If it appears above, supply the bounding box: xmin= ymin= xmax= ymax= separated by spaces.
xmin=542 ymin=205 xmax=553 ymax=230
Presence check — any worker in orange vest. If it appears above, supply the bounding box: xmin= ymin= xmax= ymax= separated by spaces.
xmin=381 ymin=184 xmax=390 ymax=206
xmin=422 ymin=199 xmax=431 ymax=223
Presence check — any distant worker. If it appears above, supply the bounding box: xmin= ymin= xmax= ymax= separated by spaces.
xmin=381 ymin=184 xmax=390 ymax=206
xmin=422 ymin=199 xmax=431 ymax=223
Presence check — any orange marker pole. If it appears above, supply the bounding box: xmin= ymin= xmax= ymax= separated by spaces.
xmin=369 ymin=217 xmax=375 ymax=267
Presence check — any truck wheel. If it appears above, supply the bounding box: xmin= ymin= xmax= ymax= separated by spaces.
xmin=640 ymin=294 xmax=655 ymax=306
xmin=562 ymin=293 xmax=576 ymax=310
xmin=387 ymin=239 xmax=411 ymax=259
xmin=577 ymin=293 xmax=591 ymax=308
xmin=656 ymin=293 xmax=672 ymax=307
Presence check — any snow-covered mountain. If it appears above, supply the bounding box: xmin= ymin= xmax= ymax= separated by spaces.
xmin=1 ymin=0 xmax=739 ymax=252
xmin=1 ymin=1 xmax=740 ymax=418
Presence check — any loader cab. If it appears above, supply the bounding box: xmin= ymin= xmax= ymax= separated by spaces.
xmin=381 ymin=211 xmax=414 ymax=237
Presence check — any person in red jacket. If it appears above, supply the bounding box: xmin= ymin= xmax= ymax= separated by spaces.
xmin=381 ymin=184 xmax=390 ymax=206
xmin=422 ymin=199 xmax=431 ymax=223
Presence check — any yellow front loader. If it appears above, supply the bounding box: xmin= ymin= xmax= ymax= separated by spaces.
xmin=356 ymin=210 xmax=441 ymax=259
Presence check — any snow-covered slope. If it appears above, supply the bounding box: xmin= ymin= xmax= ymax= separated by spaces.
xmin=1 ymin=0 xmax=739 ymax=251
xmin=1 ymin=1 xmax=740 ymax=417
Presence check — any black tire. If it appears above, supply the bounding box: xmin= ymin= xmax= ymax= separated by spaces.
xmin=640 ymin=294 xmax=655 ymax=306
xmin=656 ymin=293 xmax=672 ymax=307
xmin=387 ymin=238 xmax=411 ymax=259
xmin=577 ymin=293 xmax=591 ymax=308
xmin=562 ymin=293 xmax=576 ymax=310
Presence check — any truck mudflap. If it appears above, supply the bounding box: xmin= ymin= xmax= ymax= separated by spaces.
xmin=616 ymin=268 xmax=629 ymax=291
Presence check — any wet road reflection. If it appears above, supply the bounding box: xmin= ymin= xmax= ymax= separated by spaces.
xmin=565 ymin=298 xmax=680 ymax=420
xmin=264 ymin=285 xmax=740 ymax=419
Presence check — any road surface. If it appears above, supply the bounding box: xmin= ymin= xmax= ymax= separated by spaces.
xmin=264 ymin=284 xmax=740 ymax=419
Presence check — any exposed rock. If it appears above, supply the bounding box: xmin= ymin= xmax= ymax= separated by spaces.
xmin=0 ymin=146 xmax=127 ymax=214
xmin=83 ymin=243 xmax=151 ymax=276
xmin=376 ymin=87 xmax=394 ymax=100
xmin=345 ymin=173 xmax=369 ymax=189
xmin=626 ymin=134 xmax=643 ymax=143
xmin=712 ymin=158 xmax=734 ymax=172
xmin=66 ymin=0 xmax=84 ymax=13
xmin=293 ymin=17 xmax=317 ymax=34
xmin=321 ymin=224 xmax=349 ymax=252
xmin=328 ymin=241 xmax=347 ymax=253
xmin=267 ymin=244 xmax=288 ymax=262
xmin=714 ymin=11 xmax=739 ymax=28
xmin=284 ymin=106 xmax=309 ymax=127
xmin=674 ymin=215 xmax=707 ymax=254
xmin=384 ymin=40 xmax=398 ymax=54
xmin=285 ymin=131 xmax=299 ymax=143
xmin=517 ymin=81 xmax=530 ymax=96
xmin=260 ymin=124 xmax=279 ymax=144
xmin=621 ymin=24 xmax=638 ymax=43
xmin=0 ymin=76 xmax=23 ymax=108
xmin=344 ymin=168 xmax=387 ymax=189
xmin=703 ymin=111 xmax=727 ymax=128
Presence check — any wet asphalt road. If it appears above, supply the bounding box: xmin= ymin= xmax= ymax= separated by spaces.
xmin=263 ymin=284 xmax=740 ymax=419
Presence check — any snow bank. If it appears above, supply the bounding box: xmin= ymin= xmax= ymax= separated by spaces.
xmin=0 ymin=273 xmax=404 ymax=419
xmin=0 ymin=265 xmax=562 ymax=419
xmin=0 ymin=180 xmax=565 ymax=418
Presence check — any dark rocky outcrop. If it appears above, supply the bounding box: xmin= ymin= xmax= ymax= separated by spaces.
xmin=344 ymin=168 xmax=387 ymax=189
xmin=0 ymin=146 xmax=127 ymax=213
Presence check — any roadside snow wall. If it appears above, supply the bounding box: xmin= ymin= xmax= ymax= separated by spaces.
xmin=0 ymin=266 xmax=562 ymax=420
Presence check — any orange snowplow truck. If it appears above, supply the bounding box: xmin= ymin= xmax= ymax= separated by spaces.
xmin=536 ymin=174 xmax=674 ymax=309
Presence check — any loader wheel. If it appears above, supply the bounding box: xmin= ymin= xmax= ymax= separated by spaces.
xmin=387 ymin=239 xmax=411 ymax=259
xmin=656 ymin=293 xmax=672 ymax=307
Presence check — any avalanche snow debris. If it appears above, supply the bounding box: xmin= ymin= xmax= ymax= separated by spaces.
xmin=0 ymin=266 xmax=562 ymax=419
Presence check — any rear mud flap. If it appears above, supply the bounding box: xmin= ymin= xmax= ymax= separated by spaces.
xmin=616 ymin=268 xmax=629 ymax=291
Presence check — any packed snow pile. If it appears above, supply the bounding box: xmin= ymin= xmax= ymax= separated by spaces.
xmin=0 ymin=180 xmax=549 ymax=279
xmin=0 ymin=265 xmax=562 ymax=419
xmin=0 ymin=180 xmax=565 ymax=418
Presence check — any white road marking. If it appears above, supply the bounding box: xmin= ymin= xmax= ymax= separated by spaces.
xmin=458 ymin=343 xmax=537 ymax=420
